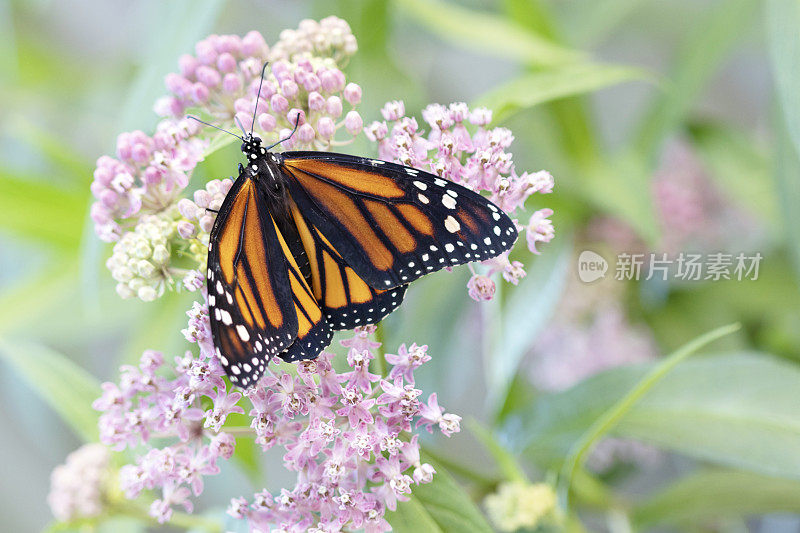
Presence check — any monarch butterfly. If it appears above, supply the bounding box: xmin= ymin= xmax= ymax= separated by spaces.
xmin=195 ymin=64 xmax=517 ymax=388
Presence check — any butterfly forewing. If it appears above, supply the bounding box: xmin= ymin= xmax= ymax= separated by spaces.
xmin=280 ymin=152 xmax=518 ymax=289
xmin=207 ymin=177 xmax=298 ymax=386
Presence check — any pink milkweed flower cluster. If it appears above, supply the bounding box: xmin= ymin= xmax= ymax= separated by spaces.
xmin=365 ymin=101 xmax=555 ymax=300
xmin=230 ymin=328 xmax=455 ymax=532
xmin=47 ymin=444 xmax=111 ymax=522
xmin=94 ymin=301 xmax=457 ymax=529
xmin=91 ymin=119 xmax=206 ymax=242
xmin=156 ymin=20 xmax=363 ymax=152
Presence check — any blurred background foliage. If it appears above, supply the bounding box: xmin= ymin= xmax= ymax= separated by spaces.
xmin=2 ymin=0 xmax=800 ymax=531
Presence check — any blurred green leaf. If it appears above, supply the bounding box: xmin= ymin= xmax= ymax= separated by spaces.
xmin=467 ymin=418 xmax=528 ymax=483
xmin=396 ymin=0 xmax=582 ymax=67
xmin=120 ymin=0 xmax=224 ymax=132
xmin=119 ymin=289 xmax=194 ymax=365
xmin=0 ymin=172 xmax=88 ymax=249
xmin=558 ymin=323 xmax=739 ymax=507
xmin=688 ymin=121 xmax=778 ymax=231
xmin=501 ymin=0 xmax=558 ymax=39
xmin=475 ymin=63 xmax=655 ymax=123
xmin=203 ymin=130 xmax=239 ymax=159
xmin=0 ymin=259 xmax=77 ymax=334
xmin=635 ymin=0 xmax=759 ymax=156
xmin=402 ymin=453 xmax=494 ymax=532
xmin=566 ymin=0 xmax=643 ymax=47
xmin=486 ymin=234 xmax=571 ymax=412
xmin=582 ymin=152 xmax=659 ymax=244
xmin=767 ymin=0 xmax=800 ymax=159
xmin=774 ymin=96 xmax=800 ymax=283
xmin=633 ymin=469 xmax=800 ymax=528
xmin=0 ymin=337 xmax=100 ymax=441
xmin=521 ymin=351 xmax=800 ymax=485
xmin=386 ymin=496 xmax=444 ymax=533
xmin=14 ymin=118 xmax=92 ymax=186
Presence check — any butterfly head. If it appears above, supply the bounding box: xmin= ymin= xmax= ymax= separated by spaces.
xmin=240 ymin=134 xmax=264 ymax=161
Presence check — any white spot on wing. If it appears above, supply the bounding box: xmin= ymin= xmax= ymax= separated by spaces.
xmin=418 ymin=193 xmax=429 ymax=204
xmin=236 ymin=324 xmax=250 ymax=341
xmin=444 ymin=216 xmax=460 ymax=233
xmin=442 ymin=195 xmax=457 ymax=209
xmin=413 ymin=180 xmax=427 ymax=190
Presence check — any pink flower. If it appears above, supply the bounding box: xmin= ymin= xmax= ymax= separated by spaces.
xmin=418 ymin=393 xmax=462 ymax=436
xmin=467 ymin=274 xmax=496 ymax=301
xmin=385 ymin=343 xmax=430 ymax=384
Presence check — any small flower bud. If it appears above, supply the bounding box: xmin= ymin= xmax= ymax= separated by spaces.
xmin=216 ymin=52 xmax=237 ymax=73
xmin=345 ymin=110 xmax=362 ymax=135
xmin=317 ymin=117 xmax=335 ymax=139
xmin=137 ymin=285 xmax=158 ymax=302
xmin=136 ymin=260 xmax=157 ymax=278
xmin=177 ymin=220 xmax=197 ymax=239
xmin=343 ymin=83 xmax=362 ymax=105
xmin=270 ymin=94 xmax=289 ymax=114
xmin=326 ymin=96 xmax=343 ymax=118
xmin=152 ymin=244 xmax=170 ymax=264
xmin=222 ymin=73 xmax=241 ymax=94
xmin=258 ymin=113 xmax=276 ymax=132
xmin=298 ymin=123 xmax=315 ymax=144
xmin=308 ymin=91 xmax=325 ymax=111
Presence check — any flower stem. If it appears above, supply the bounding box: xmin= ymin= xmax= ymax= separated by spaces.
xmin=374 ymin=321 xmax=388 ymax=378
xmin=222 ymin=426 xmax=256 ymax=435
xmin=110 ymin=499 xmax=223 ymax=532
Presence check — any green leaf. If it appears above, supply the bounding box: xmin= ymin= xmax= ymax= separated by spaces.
xmin=0 ymin=337 xmax=100 ymax=441
xmin=520 ymin=351 xmax=800 ymax=488
xmin=202 ymin=130 xmax=238 ymax=159
xmin=475 ymin=63 xmax=655 ymax=123
xmin=13 ymin=117 xmax=92 ymax=185
xmin=582 ymin=152 xmax=659 ymax=244
xmin=119 ymin=0 xmax=224 ymax=132
xmin=0 ymin=259 xmax=78 ymax=335
xmin=467 ymin=419 xmax=528 ymax=483
xmin=396 ymin=0 xmax=582 ymax=67
xmin=634 ymin=0 xmax=759 ymax=156
xmin=0 ymin=172 xmax=88 ymax=249
xmin=687 ymin=122 xmax=777 ymax=231
xmin=774 ymin=94 xmax=800 ymax=283
xmin=767 ymin=0 xmax=800 ymax=159
xmin=557 ymin=323 xmax=740 ymax=508
xmin=386 ymin=495 xmax=444 ymax=533
xmin=485 ymin=233 xmax=570 ymax=412
xmin=633 ymin=469 xmax=800 ymax=528
xmin=407 ymin=453 xmax=494 ymax=532
xmin=565 ymin=0 xmax=643 ymax=47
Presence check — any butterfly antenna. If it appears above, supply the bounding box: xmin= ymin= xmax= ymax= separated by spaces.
xmin=251 ymin=61 xmax=270 ymax=135
xmin=265 ymin=114 xmax=301 ymax=151
xmin=234 ymin=115 xmax=248 ymax=137
xmin=186 ymin=115 xmax=244 ymax=141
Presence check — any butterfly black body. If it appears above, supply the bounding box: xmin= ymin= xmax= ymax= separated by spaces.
xmin=206 ymin=133 xmax=518 ymax=388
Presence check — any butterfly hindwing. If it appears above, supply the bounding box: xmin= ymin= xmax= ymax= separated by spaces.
xmin=268 ymin=214 xmax=333 ymax=362
xmin=207 ymin=177 xmax=299 ymax=386
xmin=280 ymin=152 xmax=518 ymax=290
xmin=288 ymin=201 xmax=408 ymax=329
